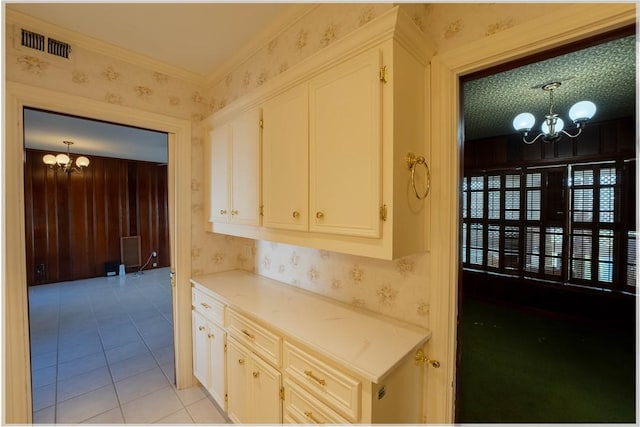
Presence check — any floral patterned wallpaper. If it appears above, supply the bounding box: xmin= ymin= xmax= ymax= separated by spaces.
xmin=6 ymin=2 xmax=596 ymax=328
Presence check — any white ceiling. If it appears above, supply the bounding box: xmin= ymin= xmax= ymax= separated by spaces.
xmin=24 ymin=108 xmax=169 ymax=164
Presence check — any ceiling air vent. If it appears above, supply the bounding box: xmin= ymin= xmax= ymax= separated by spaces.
xmin=48 ymin=37 xmax=71 ymax=59
xmin=21 ymin=29 xmax=45 ymax=52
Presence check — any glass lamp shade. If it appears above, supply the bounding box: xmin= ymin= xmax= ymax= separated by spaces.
xmin=55 ymin=153 xmax=70 ymax=166
xmin=568 ymin=100 xmax=596 ymax=122
xmin=512 ymin=112 xmax=535 ymax=131
xmin=541 ymin=117 xmax=565 ymax=135
xmin=43 ymin=154 xmax=57 ymax=165
xmin=76 ymin=156 xmax=90 ymax=168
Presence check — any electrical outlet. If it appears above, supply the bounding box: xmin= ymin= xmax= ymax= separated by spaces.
xmin=152 ymin=262 xmax=158 ymax=267
xmin=151 ymin=251 xmax=157 ymax=257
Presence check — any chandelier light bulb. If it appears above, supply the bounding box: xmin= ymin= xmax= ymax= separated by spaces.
xmin=56 ymin=153 xmax=70 ymax=166
xmin=512 ymin=112 xmax=535 ymax=131
xmin=43 ymin=154 xmax=57 ymax=165
xmin=568 ymin=100 xmax=596 ymax=122
xmin=76 ymin=156 xmax=90 ymax=168
xmin=541 ymin=117 xmax=565 ymax=135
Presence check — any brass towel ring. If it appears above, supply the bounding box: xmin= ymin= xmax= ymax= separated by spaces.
xmin=406 ymin=152 xmax=430 ymax=200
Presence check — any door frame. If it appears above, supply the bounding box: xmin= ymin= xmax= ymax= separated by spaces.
xmin=3 ymin=81 xmax=193 ymax=423
xmin=426 ymin=4 xmax=636 ymax=423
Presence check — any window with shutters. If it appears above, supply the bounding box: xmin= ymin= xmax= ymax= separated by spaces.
xmin=462 ymin=159 xmax=634 ymax=295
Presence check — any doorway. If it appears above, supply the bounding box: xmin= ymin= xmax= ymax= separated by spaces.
xmin=5 ymin=82 xmax=193 ymax=423
xmin=23 ymin=108 xmax=178 ymax=422
xmin=454 ymin=28 xmax=636 ymax=422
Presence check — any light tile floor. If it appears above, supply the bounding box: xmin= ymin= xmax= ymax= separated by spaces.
xmin=29 ymin=267 xmax=228 ymax=424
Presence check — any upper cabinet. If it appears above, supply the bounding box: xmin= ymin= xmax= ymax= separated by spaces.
xmin=204 ymin=7 xmax=436 ymax=260
xmin=309 ymin=49 xmax=382 ymax=238
xmin=262 ymin=84 xmax=309 ymax=232
xmin=207 ymin=107 xmax=262 ymax=227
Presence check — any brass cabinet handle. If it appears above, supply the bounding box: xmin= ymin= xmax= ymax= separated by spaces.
xmin=207 ymin=333 xmax=214 ymax=339
xmin=200 ymin=302 xmax=211 ymax=309
xmin=292 ymin=211 xmax=300 ymax=219
xmin=238 ymin=358 xmax=245 ymax=365
xmin=241 ymin=329 xmax=255 ymax=339
xmin=231 ymin=210 xmax=239 ymax=215
xmin=304 ymin=370 xmax=326 ymax=386
xmin=198 ymin=325 xmax=206 ymax=331
xmin=415 ymin=348 xmax=441 ymax=368
xmin=316 ymin=211 xmax=324 ymax=219
xmin=304 ymin=411 xmax=323 ymax=424
xmin=252 ymin=371 xmax=260 ymax=378
xmin=219 ymin=209 xmax=227 ymax=215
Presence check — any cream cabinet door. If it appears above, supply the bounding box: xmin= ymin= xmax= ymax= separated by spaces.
xmin=229 ymin=107 xmax=261 ymax=226
xmin=192 ymin=311 xmax=211 ymax=389
xmin=309 ymin=49 xmax=382 ymax=238
xmin=227 ymin=336 xmax=282 ymax=424
xmin=207 ymin=322 xmax=227 ymax=410
xmin=262 ymin=85 xmax=309 ymax=231
xmin=251 ymin=352 xmax=282 ymax=423
xmin=209 ymin=124 xmax=231 ymax=223
xmin=227 ymin=337 xmax=251 ymax=424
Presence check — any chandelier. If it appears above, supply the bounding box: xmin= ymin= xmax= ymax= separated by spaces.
xmin=512 ymin=81 xmax=596 ymax=144
xmin=42 ymin=141 xmax=90 ymax=173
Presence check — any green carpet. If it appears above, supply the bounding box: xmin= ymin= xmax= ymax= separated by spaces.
xmin=456 ymin=298 xmax=636 ymax=423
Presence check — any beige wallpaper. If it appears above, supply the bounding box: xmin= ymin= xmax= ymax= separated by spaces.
xmin=6 ymin=2 xmax=595 ymax=328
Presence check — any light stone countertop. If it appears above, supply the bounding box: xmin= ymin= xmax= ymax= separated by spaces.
xmin=191 ymin=269 xmax=431 ymax=383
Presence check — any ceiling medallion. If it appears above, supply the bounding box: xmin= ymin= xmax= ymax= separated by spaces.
xmin=512 ymin=81 xmax=596 ymax=144
xmin=42 ymin=140 xmax=90 ymax=173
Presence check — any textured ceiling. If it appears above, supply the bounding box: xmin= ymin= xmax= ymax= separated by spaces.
xmin=463 ymin=34 xmax=636 ymax=141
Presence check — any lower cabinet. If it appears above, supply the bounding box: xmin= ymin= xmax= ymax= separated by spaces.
xmin=191 ymin=275 xmax=430 ymax=424
xmin=191 ymin=310 xmax=226 ymax=409
xmin=227 ymin=336 xmax=282 ymax=424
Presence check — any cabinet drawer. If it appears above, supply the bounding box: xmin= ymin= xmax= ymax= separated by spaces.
xmin=284 ymin=379 xmax=349 ymax=424
xmin=192 ymin=287 xmax=224 ymax=326
xmin=284 ymin=342 xmax=361 ymax=422
xmin=227 ymin=309 xmax=281 ymax=367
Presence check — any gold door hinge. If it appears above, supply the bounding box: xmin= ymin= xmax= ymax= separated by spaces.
xmin=225 ymin=393 xmax=228 ymax=403
xmin=260 ymin=205 xmax=264 ymax=216
xmin=279 ymin=386 xmax=285 ymax=400
xmin=380 ymin=204 xmax=387 ymax=221
xmin=224 ymin=343 xmax=227 ymax=352
xmin=259 ymin=118 xmax=264 ymax=129
xmin=379 ymin=66 xmax=388 ymax=83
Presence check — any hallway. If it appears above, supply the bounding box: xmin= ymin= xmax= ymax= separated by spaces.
xmin=29 ymin=267 xmax=227 ymax=423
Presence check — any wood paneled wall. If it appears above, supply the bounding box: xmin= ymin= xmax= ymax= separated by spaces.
xmin=24 ymin=149 xmax=170 ymax=286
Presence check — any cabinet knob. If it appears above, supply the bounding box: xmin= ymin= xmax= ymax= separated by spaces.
xmin=231 ymin=210 xmax=239 ymax=216
xmin=238 ymin=358 xmax=245 ymax=365
xmin=198 ymin=325 xmax=206 ymax=331
xmin=207 ymin=333 xmax=214 ymax=339
xmin=252 ymin=371 xmax=260 ymax=378
xmin=316 ymin=211 xmax=324 ymax=219
xmin=219 ymin=209 xmax=227 ymax=215
xmin=292 ymin=211 xmax=300 ymax=219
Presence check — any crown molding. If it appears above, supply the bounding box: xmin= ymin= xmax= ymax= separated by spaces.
xmin=5 ymin=8 xmax=207 ymax=87
xmin=204 ymin=3 xmax=319 ymax=89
